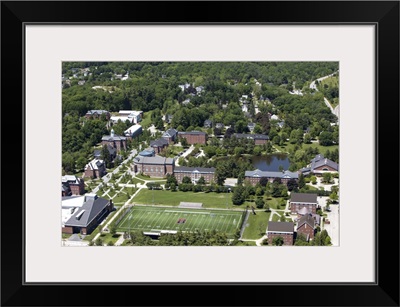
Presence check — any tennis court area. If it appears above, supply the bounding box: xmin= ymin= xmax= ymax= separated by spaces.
xmin=116 ymin=206 xmax=245 ymax=237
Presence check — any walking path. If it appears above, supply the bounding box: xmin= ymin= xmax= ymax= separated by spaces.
xmin=310 ymin=71 xmax=339 ymax=120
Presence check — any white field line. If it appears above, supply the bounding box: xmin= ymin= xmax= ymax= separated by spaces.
xmin=130 ymin=210 xmax=148 ymax=229
xmin=159 ymin=210 xmax=173 ymax=230
xmin=118 ymin=208 xmax=133 ymax=228
xmin=164 ymin=210 xmax=210 ymax=214
xmin=199 ymin=213 xmax=208 ymax=231
xmin=151 ymin=210 xmax=165 ymax=229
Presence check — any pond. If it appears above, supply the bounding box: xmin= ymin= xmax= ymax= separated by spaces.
xmin=252 ymin=153 xmax=290 ymax=171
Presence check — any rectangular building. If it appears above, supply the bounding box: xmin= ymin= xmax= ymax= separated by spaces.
xmin=174 ymin=167 xmax=216 ymax=184
xmin=132 ymin=155 xmax=174 ymax=178
xmin=178 ymin=131 xmax=207 ymax=145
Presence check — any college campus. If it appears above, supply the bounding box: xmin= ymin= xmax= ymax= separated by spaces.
xmin=61 ymin=62 xmax=339 ymax=246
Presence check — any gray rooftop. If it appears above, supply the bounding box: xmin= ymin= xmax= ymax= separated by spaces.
xmin=311 ymin=155 xmax=339 ymax=171
xmin=178 ymin=131 xmax=206 ymax=136
xmin=245 ymin=169 xmax=298 ymax=179
xmin=290 ymin=193 xmax=318 ymax=204
xmin=297 ymin=214 xmax=315 ymax=228
xmin=64 ymin=196 xmax=110 ymax=228
xmin=102 ymin=135 xmax=126 ymax=141
xmin=268 ymin=222 xmax=294 ymax=233
xmin=233 ymin=133 xmax=269 ymax=140
xmin=175 ymin=167 xmax=216 ymax=173
xmin=133 ymin=155 xmax=174 ymax=165
xmin=150 ymin=138 xmax=169 ymax=147
xmin=163 ymin=128 xmax=178 ymax=138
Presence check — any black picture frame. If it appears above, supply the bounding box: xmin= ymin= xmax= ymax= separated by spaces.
xmin=1 ymin=1 xmax=399 ymax=306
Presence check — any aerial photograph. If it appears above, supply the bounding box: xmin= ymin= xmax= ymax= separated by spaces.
xmin=61 ymin=61 xmax=339 ymax=247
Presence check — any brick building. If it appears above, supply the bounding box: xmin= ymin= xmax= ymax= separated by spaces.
xmin=267 ymin=221 xmax=294 ymax=246
xmin=296 ymin=214 xmax=316 ymax=241
xmin=290 ymin=193 xmax=318 ymax=214
xmin=101 ymin=129 xmax=127 ymax=153
xmin=93 ymin=144 xmax=116 ymax=161
xmin=233 ymin=133 xmax=269 ymax=145
xmin=244 ymin=169 xmax=299 ymax=186
xmin=299 ymin=154 xmax=339 ymax=176
xmin=83 ymin=158 xmax=106 ymax=179
xmin=85 ymin=110 xmax=110 ymax=120
xmin=296 ymin=207 xmax=321 ymax=225
xmin=132 ymin=155 xmax=174 ymax=178
xmin=174 ymin=167 xmax=216 ymax=184
xmin=62 ymin=194 xmax=114 ymax=235
xmin=178 ymin=131 xmax=207 ymax=145
xmin=150 ymin=138 xmax=169 ymax=154
xmin=162 ymin=128 xmax=178 ymax=144
xmin=61 ymin=175 xmax=85 ymax=196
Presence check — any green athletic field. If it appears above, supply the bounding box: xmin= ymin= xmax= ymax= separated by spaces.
xmin=116 ymin=206 xmax=245 ymax=237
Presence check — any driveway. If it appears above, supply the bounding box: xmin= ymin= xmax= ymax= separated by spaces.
xmin=324 ymin=204 xmax=339 ymax=246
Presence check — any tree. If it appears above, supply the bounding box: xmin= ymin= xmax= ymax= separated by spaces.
xmin=180 ymin=137 xmax=189 ymax=147
xmin=304 ymin=133 xmax=312 ymax=144
xmin=286 ymin=178 xmax=298 ymax=191
xmin=232 ymin=186 xmax=245 ymax=205
xmin=110 ymin=224 xmax=117 ymax=236
xmin=319 ymin=131 xmax=333 ymax=146
xmin=264 ymin=202 xmax=271 ymax=212
xmin=255 ymin=197 xmax=264 ymax=209
xmin=322 ymin=172 xmax=332 ymax=184
xmin=100 ymin=144 xmax=112 ymax=168
xmin=182 ymin=176 xmax=192 ymax=184
xmin=329 ymin=191 xmax=338 ymax=203
xmin=298 ymin=173 xmax=306 ymax=189
xmin=95 ymin=237 xmax=103 ymax=246
xmin=280 ymin=214 xmax=286 ymax=222
xmin=197 ymin=176 xmax=206 ymax=185
xmin=272 ymin=236 xmax=284 ymax=246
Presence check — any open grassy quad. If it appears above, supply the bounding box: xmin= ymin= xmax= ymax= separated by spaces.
xmin=241 ymin=211 xmax=271 ymax=240
xmin=116 ymin=205 xmax=244 ymax=237
xmin=274 ymin=143 xmax=338 ymax=156
xmin=132 ymin=189 xmax=253 ymax=209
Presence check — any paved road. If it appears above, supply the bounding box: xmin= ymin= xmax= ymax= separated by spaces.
xmin=325 ymin=204 xmax=339 ymax=246
xmin=310 ymin=71 xmax=339 ymax=121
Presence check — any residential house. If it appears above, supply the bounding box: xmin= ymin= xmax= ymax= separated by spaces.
xmin=162 ymin=128 xmax=178 ymax=144
xmin=204 ymin=119 xmax=212 ymax=128
xmin=62 ymin=194 xmax=114 ymax=235
xmin=267 ymin=222 xmax=294 ymax=246
xmin=215 ymin=123 xmax=224 ymax=129
xmin=290 ymin=193 xmax=318 ymax=214
xmin=83 ymin=158 xmax=106 ymax=179
xmin=247 ymin=123 xmax=256 ymax=132
xmin=296 ymin=214 xmax=316 ymax=241
xmin=233 ymin=133 xmax=269 ymax=145
xmin=244 ymin=169 xmax=299 ymax=186
xmin=101 ymin=129 xmax=127 ymax=153
xmin=150 ymin=138 xmax=169 ymax=154
xmin=132 ymin=155 xmax=174 ymax=178
xmin=174 ymin=167 xmax=215 ymax=184
xmin=165 ymin=114 xmax=174 ymax=124
xmin=182 ymin=98 xmax=191 ymax=106
xmin=61 ymin=175 xmax=85 ymax=196
xmin=85 ymin=110 xmax=110 ymax=120
xmin=296 ymin=207 xmax=321 ymax=225
xmin=178 ymin=131 xmax=207 ymax=145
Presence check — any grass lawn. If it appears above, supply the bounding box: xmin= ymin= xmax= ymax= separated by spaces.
xmin=241 ymin=211 xmax=271 ymax=240
xmin=274 ymin=143 xmax=339 ymax=155
xmin=236 ymin=240 xmax=257 ymax=246
xmin=100 ymin=233 xmax=121 ymax=245
xmin=130 ymin=177 xmax=146 ymax=184
xmin=140 ymin=110 xmax=154 ymax=129
xmin=116 ymin=205 xmax=244 ymax=237
xmin=135 ymin=174 xmax=166 ymax=182
xmin=265 ymin=197 xmax=287 ymax=210
xmin=132 ymin=189 xmax=250 ymax=210
xmin=113 ymin=192 xmax=129 ymax=203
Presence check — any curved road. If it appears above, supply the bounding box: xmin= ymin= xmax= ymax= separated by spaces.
xmin=310 ymin=71 xmax=339 ymax=120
